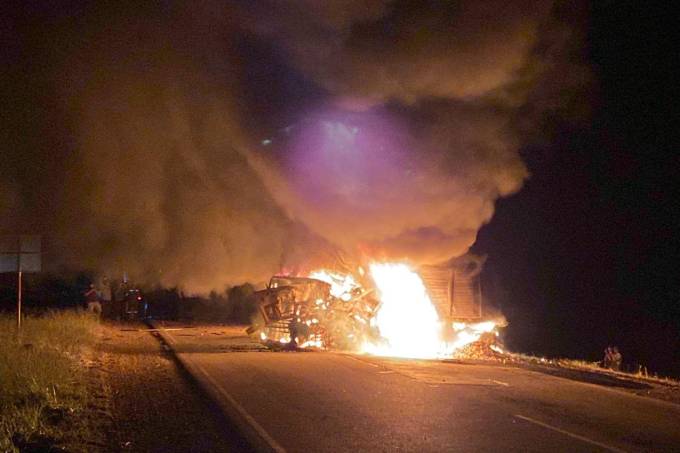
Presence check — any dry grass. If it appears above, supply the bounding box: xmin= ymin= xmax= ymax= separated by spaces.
xmin=0 ymin=310 xmax=99 ymax=452
xmin=504 ymin=351 xmax=680 ymax=386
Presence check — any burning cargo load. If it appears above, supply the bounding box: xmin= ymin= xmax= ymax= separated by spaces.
xmin=247 ymin=274 xmax=380 ymax=351
xmin=248 ymin=255 xmax=505 ymax=360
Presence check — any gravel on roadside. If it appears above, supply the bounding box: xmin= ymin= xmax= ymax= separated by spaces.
xmin=89 ymin=322 xmax=252 ymax=453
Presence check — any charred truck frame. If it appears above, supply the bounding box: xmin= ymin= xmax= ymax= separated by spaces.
xmin=248 ymin=254 xmax=487 ymax=350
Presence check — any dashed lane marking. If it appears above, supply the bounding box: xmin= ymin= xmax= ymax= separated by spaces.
xmin=514 ymin=414 xmax=627 ymax=453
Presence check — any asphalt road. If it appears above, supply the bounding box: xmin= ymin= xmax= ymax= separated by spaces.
xmin=157 ymin=326 xmax=680 ymax=453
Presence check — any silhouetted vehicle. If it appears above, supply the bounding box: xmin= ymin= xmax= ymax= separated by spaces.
xmin=121 ymin=288 xmax=147 ymax=320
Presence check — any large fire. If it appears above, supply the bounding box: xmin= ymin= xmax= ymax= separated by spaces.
xmin=308 ymin=270 xmax=359 ymax=301
xmin=253 ymin=261 xmax=500 ymax=359
xmin=361 ymin=263 xmax=443 ymax=359
xmin=361 ymin=263 xmax=498 ymax=359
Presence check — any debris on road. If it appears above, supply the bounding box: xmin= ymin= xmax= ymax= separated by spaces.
xmin=247 ymin=274 xmax=381 ymax=351
xmin=247 ymin=266 xmax=505 ymax=359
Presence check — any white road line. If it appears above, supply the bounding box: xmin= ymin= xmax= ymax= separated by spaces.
xmin=194 ymin=361 xmax=287 ymax=453
xmin=160 ymin=328 xmax=626 ymax=453
xmin=161 ymin=327 xmax=285 ymax=453
xmin=492 ymin=379 xmax=510 ymax=386
xmin=514 ymin=414 xmax=627 ymax=453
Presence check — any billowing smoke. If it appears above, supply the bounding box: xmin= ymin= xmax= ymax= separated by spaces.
xmin=239 ymin=0 xmax=584 ymax=264
xmin=237 ymin=0 xmax=551 ymax=103
xmin=0 ymin=1 xmax=588 ymax=292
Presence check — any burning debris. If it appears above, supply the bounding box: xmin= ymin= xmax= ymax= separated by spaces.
xmin=247 ymin=273 xmax=380 ymax=351
xmin=248 ymin=259 xmax=505 ymax=360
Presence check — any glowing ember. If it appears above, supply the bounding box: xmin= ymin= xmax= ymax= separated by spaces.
xmin=449 ymin=320 xmax=498 ymax=350
xmin=308 ymin=270 xmax=359 ymax=301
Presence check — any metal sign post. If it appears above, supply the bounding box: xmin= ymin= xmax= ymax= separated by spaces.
xmin=17 ymin=268 xmax=22 ymax=329
xmin=1 ymin=235 xmax=41 ymax=330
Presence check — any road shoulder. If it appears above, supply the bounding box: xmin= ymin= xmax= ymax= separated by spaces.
xmin=91 ymin=322 xmax=249 ymax=452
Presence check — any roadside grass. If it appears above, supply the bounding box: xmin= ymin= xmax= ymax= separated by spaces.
xmin=505 ymin=351 xmax=680 ymax=386
xmin=556 ymin=357 xmax=680 ymax=386
xmin=0 ymin=310 xmax=99 ymax=452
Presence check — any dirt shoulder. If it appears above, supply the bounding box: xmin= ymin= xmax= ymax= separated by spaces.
xmin=90 ymin=322 xmax=251 ymax=452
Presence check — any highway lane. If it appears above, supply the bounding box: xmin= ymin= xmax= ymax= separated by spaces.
xmin=159 ymin=327 xmax=680 ymax=452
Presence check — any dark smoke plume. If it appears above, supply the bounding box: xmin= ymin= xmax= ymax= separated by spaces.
xmin=1 ymin=1 xmax=589 ymax=292
xmin=238 ymin=0 xmax=588 ymax=264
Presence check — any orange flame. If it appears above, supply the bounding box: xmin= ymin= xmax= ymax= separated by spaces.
xmin=361 ymin=263 xmax=497 ymax=359
xmin=254 ymin=263 xmax=500 ymax=358
xmin=361 ymin=263 xmax=444 ymax=358
xmin=308 ymin=270 xmax=359 ymax=301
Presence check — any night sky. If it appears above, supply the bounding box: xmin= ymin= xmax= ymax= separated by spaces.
xmin=2 ymin=2 xmax=679 ymax=375
xmin=474 ymin=2 xmax=680 ymax=375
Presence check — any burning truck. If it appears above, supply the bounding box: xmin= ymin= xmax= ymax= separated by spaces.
xmin=248 ymin=254 xmax=504 ymax=359
xmin=247 ymin=272 xmax=381 ymax=351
